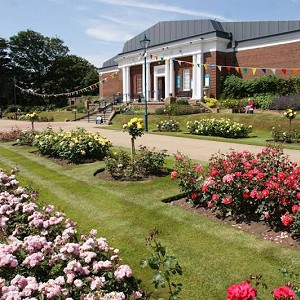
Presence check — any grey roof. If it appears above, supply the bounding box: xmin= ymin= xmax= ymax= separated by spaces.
xmin=122 ymin=19 xmax=227 ymax=53
xmin=100 ymin=19 xmax=300 ymax=70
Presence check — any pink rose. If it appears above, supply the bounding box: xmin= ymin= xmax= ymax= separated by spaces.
xmin=273 ymin=286 xmax=296 ymax=300
xmin=212 ymin=194 xmax=219 ymax=202
xmin=227 ymin=281 xmax=257 ymax=300
xmin=194 ymin=164 xmax=203 ymax=172
xmin=292 ymin=205 xmax=299 ymax=213
xmin=170 ymin=171 xmax=178 ymax=179
xmin=222 ymin=196 xmax=233 ymax=205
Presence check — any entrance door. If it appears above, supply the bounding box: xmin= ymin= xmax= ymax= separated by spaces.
xmin=158 ymin=77 xmax=165 ymax=100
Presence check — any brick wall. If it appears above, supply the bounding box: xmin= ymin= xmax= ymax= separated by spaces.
xmin=99 ymin=71 xmax=122 ymax=99
xmin=234 ymin=41 xmax=300 ymax=79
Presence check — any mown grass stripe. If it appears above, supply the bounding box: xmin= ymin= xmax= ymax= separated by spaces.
xmin=0 ymin=143 xmax=299 ymax=299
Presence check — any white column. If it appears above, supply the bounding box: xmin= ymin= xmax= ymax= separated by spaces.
xmin=126 ymin=66 xmax=130 ymax=102
xmin=165 ymin=59 xmax=170 ymax=98
xmin=154 ymin=74 xmax=158 ymax=101
xmin=192 ymin=54 xmax=197 ymax=99
xmin=169 ymin=59 xmax=175 ymax=96
xmin=122 ymin=67 xmax=127 ymax=102
xmin=197 ymin=53 xmax=203 ymax=99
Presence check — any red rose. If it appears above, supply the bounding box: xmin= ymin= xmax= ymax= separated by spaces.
xmin=211 ymin=169 xmax=218 ymax=177
xmin=273 ymin=286 xmax=296 ymax=300
xmin=194 ymin=164 xmax=203 ymax=173
xmin=212 ymin=193 xmax=219 ymax=202
xmin=170 ymin=171 xmax=178 ymax=179
xmin=261 ymin=189 xmax=270 ymax=198
xmin=292 ymin=205 xmax=299 ymax=213
xmin=243 ymin=192 xmax=250 ymax=200
xmin=278 ymin=172 xmax=286 ymax=180
xmin=191 ymin=193 xmax=197 ymax=199
xmin=222 ymin=196 xmax=233 ymax=205
xmin=227 ymin=281 xmax=257 ymax=300
xmin=281 ymin=212 xmax=294 ymax=227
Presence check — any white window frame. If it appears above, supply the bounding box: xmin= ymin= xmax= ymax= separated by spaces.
xmin=183 ymin=69 xmax=191 ymax=91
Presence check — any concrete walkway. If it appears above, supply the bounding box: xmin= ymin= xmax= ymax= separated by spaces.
xmin=1 ymin=119 xmax=300 ymax=163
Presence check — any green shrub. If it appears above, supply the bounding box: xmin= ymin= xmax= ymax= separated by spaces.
xmin=33 ymin=127 xmax=112 ymax=163
xmin=187 ymin=118 xmax=252 ymax=138
xmin=156 ymin=119 xmax=181 ymax=132
xmin=175 ymin=98 xmax=189 ymax=105
xmin=169 ymin=104 xmax=203 ymax=115
xmin=105 ymin=146 xmax=167 ymax=180
xmin=202 ymin=97 xmax=219 ymax=108
xmin=219 ymin=99 xmax=239 ymax=109
xmin=253 ymin=94 xmax=274 ymax=110
xmin=221 ymin=74 xmax=300 ymax=98
xmin=271 ymin=126 xmax=300 ymax=143
xmin=155 ymin=108 xmax=165 ymax=115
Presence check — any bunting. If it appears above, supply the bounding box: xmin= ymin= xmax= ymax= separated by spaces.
xmin=15 ymin=71 xmax=119 ymax=98
xmin=137 ymin=51 xmax=300 ymax=76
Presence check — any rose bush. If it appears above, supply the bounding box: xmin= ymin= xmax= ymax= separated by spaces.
xmin=33 ymin=127 xmax=112 ymax=163
xmin=105 ymin=146 xmax=167 ymax=180
xmin=187 ymin=118 xmax=252 ymax=138
xmin=156 ymin=120 xmax=181 ymax=132
xmin=0 ymin=169 xmax=144 ymax=299
xmin=171 ymin=144 xmax=300 ymax=237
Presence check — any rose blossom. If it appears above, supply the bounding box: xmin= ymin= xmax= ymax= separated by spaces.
xmin=170 ymin=171 xmax=178 ymax=179
xmin=227 ymin=281 xmax=257 ymax=300
xmin=273 ymin=285 xmax=296 ymax=300
xmin=281 ymin=212 xmax=294 ymax=227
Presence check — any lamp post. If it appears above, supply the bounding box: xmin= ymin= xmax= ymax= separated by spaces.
xmin=140 ymin=34 xmax=150 ymax=132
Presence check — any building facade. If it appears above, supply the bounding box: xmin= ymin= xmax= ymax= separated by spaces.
xmin=99 ymin=19 xmax=300 ymax=101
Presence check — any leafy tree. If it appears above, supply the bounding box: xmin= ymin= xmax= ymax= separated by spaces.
xmin=8 ymin=30 xmax=99 ymax=107
xmin=46 ymin=55 xmax=99 ymax=95
xmin=0 ymin=37 xmax=13 ymax=106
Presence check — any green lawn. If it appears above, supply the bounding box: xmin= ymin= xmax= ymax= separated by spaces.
xmin=38 ymin=110 xmax=86 ymax=121
xmin=107 ymin=110 xmax=300 ymax=150
xmin=0 ymin=142 xmax=299 ymax=299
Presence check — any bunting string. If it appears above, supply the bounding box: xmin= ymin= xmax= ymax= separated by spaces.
xmin=139 ymin=52 xmax=300 ymax=76
xmin=15 ymin=71 xmax=119 ymax=98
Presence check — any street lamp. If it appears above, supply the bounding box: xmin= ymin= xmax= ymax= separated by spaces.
xmin=140 ymin=34 xmax=151 ymax=132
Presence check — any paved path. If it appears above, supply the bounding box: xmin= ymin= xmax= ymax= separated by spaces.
xmin=1 ymin=119 xmax=300 ymax=163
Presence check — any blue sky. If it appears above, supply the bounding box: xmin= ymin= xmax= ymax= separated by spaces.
xmin=1 ymin=0 xmax=300 ymax=68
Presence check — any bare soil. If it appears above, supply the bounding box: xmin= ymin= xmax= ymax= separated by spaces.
xmin=170 ymin=198 xmax=300 ymax=250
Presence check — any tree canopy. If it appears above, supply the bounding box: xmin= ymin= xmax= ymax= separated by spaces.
xmin=1 ymin=29 xmax=99 ymax=107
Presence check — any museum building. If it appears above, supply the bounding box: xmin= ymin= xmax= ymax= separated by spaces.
xmin=99 ymin=19 xmax=300 ymax=101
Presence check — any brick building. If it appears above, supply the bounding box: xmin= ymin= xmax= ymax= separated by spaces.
xmin=99 ymin=19 xmax=300 ymax=101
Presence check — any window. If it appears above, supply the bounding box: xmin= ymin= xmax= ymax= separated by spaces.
xmin=136 ymin=75 xmax=142 ymax=94
xmin=183 ymin=69 xmax=191 ymax=90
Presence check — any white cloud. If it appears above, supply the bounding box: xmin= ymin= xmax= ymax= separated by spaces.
xmin=85 ymin=25 xmax=134 ymax=42
xmin=95 ymin=0 xmax=232 ymax=21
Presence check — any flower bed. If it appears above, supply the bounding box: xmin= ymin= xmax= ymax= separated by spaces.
xmin=171 ymin=145 xmax=300 ymax=239
xmin=33 ymin=127 xmax=112 ymax=163
xmin=187 ymin=118 xmax=252 ymax=138
xmin=0 ymin=169 xmax=143 ymax=299
xmin=156 ymin=120 xmax=181 ymax=132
